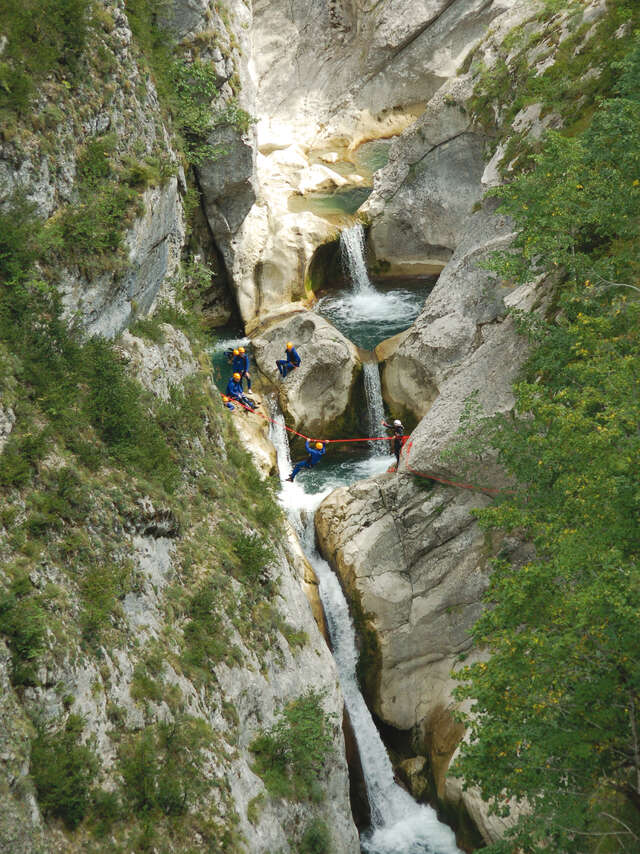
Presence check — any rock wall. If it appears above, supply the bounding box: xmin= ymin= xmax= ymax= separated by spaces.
xmin=0 ymin=325 xmax=359 ymax=853
xmin=0 ymin=1 xmax=185 ymax=338
xmin=194 ymin=0 xmax=524 ymax=323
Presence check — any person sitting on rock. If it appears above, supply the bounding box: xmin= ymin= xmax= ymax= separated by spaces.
xmin=286 ymin=439 xmax=327 ymax=481
xmin=226 ymin=372 xmax=255 ymax=411
xmin=233 ymin=346 xmax=252 ymax=390
xmin=276 ymin=342 xmax=301 ymax=378
xmin=382 ymin=418 xmax=405 ymax=467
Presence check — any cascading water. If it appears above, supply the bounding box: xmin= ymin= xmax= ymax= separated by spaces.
xmin=317 ymin=225 xmax=429 ymax=351
xmin=268 ymin=398 xmax=463 ymax=854
xmin=341 ymin=224 xmax=376 ymax=294
xmin=362 ymin=361 xmax=387 ymax=457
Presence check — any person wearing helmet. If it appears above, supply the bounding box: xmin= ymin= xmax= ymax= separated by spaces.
xmin=226 ymin=372 xmax=255 ymax=411
xmin=276 ymin=341 xmax=301 ymax=379
xmin=221 ymin=394 xmax=235 ymax=411
xmin=286 ymin=438 xmax=327 ymax=481
xmin=382 ymin=418 xmax=405 ymax=466
xmin=232 ymin=346 xmax=252 ymax=390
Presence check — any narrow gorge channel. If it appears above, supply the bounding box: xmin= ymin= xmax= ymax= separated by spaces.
xmin=265 ymin=230 xmax=461 ymax=852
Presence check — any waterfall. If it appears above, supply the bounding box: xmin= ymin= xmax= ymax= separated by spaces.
xmin=268 ymin=396 xmax=463 ymax=854
xmin=340 ymin=223 xmax=374 ymax=294
xmin=362 ymin=361 xmax=387 ymax=456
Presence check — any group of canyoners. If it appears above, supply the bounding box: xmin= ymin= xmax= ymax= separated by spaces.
xmin=220 ymin=342 xmax=405 ymax=480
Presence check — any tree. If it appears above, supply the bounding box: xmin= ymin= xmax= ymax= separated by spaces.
xmin=452 ymin=35 xmax=640 ymax=853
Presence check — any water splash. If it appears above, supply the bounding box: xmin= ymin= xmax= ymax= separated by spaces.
xmin=341 ymin=223 xmax=374 ymax=294
xmin=319 ymin=223 xmax=427 ymax=350
xmin=268 ymin=397 xmax=463 ymax=854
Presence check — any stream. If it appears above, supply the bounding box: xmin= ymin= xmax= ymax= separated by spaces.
xmin=209 ymin=224 xmax=462 ymax=851
xmin=269 ymin=225 xmax=463 ymax=853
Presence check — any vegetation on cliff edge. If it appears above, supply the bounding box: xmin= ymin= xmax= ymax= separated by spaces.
xmin=452 ymin=30 xmax=640 ymax=854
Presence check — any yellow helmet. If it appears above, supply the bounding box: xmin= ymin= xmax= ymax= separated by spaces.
xmin=233 ymin=372 xmax=241 ymax=381
xmin=238 ymin=346 xmax=245 ymax=354
xmin=222 ymin=395 xmax=229 ymax=401
xmin=315 ymin=442 xmax=323 ymax=450
xmin=286 ymin=341 xmax=293 ymax=349
xmin=233 ymin=348 xmax=240 ymax=356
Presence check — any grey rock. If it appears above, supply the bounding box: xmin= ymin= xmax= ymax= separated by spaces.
xmin=197 ymin=124 xmax=257 ymax=239
xmin=251 ymin=308 xmax=361 ymax=437
xmin=59 ymin=178 xmax=185 ymax=339
xmin=369 ymin=132 xmax=487 ymax=272
xmin=0 ymin=406 xmax=15 ymax=453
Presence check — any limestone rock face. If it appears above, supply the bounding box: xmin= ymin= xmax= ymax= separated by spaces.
xmin=0 ymin=3 xmax=186 ymax=339
xmin=58 ymin=179 xmax=185 ymax=339
xmin=0 ymin=406 xmax=16 ymax=454
xmin=251 ymin=309 xmax=361 ymax=438
xmin=379 ymin=203 xmax=518 ymax=424
xmin=315 ymin=475 xmax=492 ymax=733
xmin=117 ymin=324 xmax=198 ymax=401
xmin=0 ymin=642 xmax=44 ymax=853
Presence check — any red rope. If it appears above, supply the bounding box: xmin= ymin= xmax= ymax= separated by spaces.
xmin=222 ymin=394 xmax=406 ymax=444
xmin=401 ymin=439 xmax=514 ymax=496
xmin=223 ymin=394 xmax=514 ymax=495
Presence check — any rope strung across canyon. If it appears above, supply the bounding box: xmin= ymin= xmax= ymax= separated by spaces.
xmin=222 ymin=394 xmax=397 ymax=443
xmin=223 ymin=395 xmax=514 ymax=495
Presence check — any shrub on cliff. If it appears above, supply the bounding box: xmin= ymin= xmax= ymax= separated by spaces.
xmin=453 ymin=33 xmax=640 ymax=853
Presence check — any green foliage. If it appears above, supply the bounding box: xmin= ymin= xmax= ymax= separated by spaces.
xmin=0 ymin=572 xmax=46 ymax=685
xmin=250 ymin=690 xmax=334 ymax=801
xmin=79 ymin=557 xmax=132 ymax=648
xmin=300 ymin=818 xmax=332 ymax=854
xmin=30 ymin=714 xmax=98 ymax=829
xmin=0 ymin=0 xmax=90 ymax=114
xmin=468 ymin=1 xmax=640 ymax=167
xmin=124 ymin=0 xmax=253 ymax=167
xmin=452 ymin=33 xmax=640 ymax=854
xmin=231 ymin=531 xmax=275 ymax=584
xmin=119 ymin=716 xmax=211 ymax=817
xmin=180 ymin=581 xmax=230 ymax=678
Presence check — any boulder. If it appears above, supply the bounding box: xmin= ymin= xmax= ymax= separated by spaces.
xmin=251 ymin=309 xmax=362 ymax=439
xmin=315 ymin=475 xmax=493 ymax=734
xmin=368 ymin=132 xmax=486 ymax=274
xmin=380 ymin=203 xmax=518 ymax=423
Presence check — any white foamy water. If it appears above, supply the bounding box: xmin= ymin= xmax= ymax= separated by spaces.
xmin=318 ymin=223 xmax=426 ymax=351
xmin=268 ymin=398 xmax=463 ymax=854
xmin=363 ymin=361 xmax=387 ymax=456
xmin=341 ymin=223 xmax=374 ymax=294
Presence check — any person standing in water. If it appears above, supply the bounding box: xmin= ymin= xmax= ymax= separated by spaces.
xmin=286 ymin=439 xmax=327 ymax=481
xmin=382 ymin=419 xmax=405 ymax=467
xmin=276 ymin=342 xmax=301 ymax=378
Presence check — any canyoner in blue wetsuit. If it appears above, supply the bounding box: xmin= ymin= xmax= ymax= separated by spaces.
xmin=276 ymin=342 xmax=301 ymax=378
xmin=226 ymin=373 xmax=255 ymax=411
xmin=286 ymin=439 xmax=327 ymax=481
xmin=232 ymin=346 xmax=252 ymax=390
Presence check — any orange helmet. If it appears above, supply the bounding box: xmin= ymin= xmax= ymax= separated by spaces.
xmin=233 ymin=372 xmax=241 ymax=381
xmin=233 ymin=348 xmax=240 ymax=356
xmin=286 ymin=342 xmax=293 ymax=349
xmin=315 ymin=442 xmax=323 ymax=449
xmin=238 ymin=346 xmax=245 ymax=354
xmin=222 ymin=395 xmax=229 ymax=402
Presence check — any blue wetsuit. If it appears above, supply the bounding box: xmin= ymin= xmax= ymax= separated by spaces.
xmin=277 ymin=346 xmax=301 ymax=378
xmin=289 ymin=440 xmax=326 ymax=480
xmin=226 ymin=377 xmax=254 ymax=410
xmin=233 ymin=352 xmax=252 ymax=389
